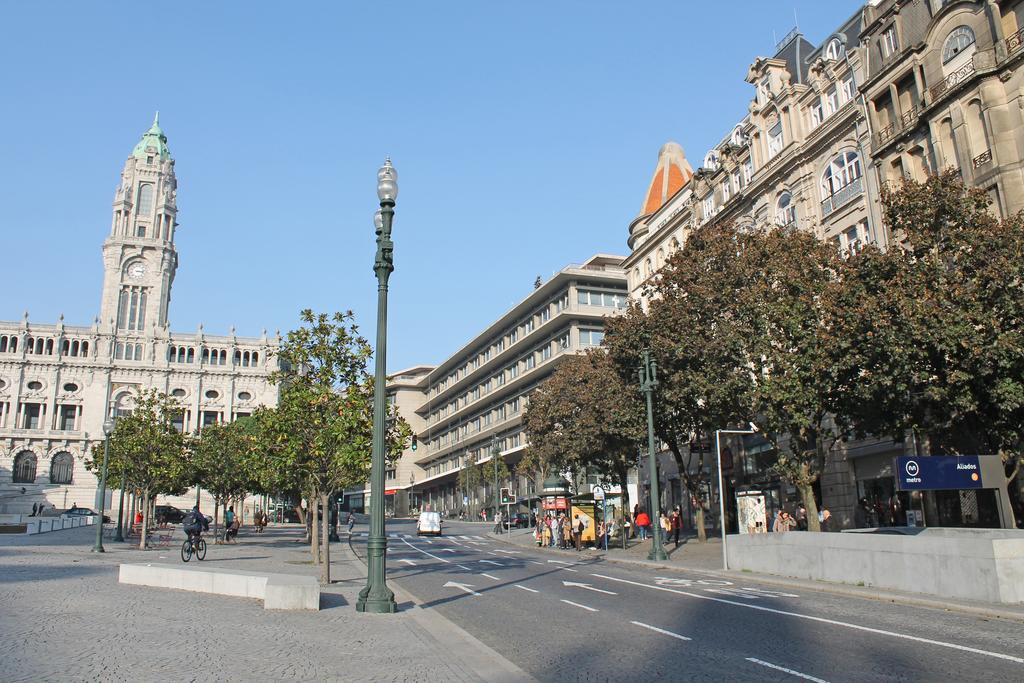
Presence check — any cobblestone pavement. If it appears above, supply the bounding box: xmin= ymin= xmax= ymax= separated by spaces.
xmin=0 ymin=523 xmax=528 ymax=682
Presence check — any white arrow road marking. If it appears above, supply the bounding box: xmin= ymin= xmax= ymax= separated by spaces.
xmin=400 ymin=537 xmax=450 ymax=564
xmin=515 ymin=584 xmax=539 ymax=593
xmin=481 ymin=573 xmax=499 ymax=580
xmin=479 ymin=560 xmax=505 ymax=566
xmin=440 ymin=548 xmax=458 ymax=553
xmin=562 ymin=581 xmax=616 ymax=595
xmin=590 ymin=573 xmax=1024 ymax=664
xmin=445 ymin=581 xmax=481 ymax=597
xmin=630 ymin=621 xmax=691 ymax=641
xmin=560 ymin=599 xmax=597 ymax=612
xmin=399 ymin=559 xmax=416 ymax=566
xmin=745 ymin=658 xmax=829 ymax=683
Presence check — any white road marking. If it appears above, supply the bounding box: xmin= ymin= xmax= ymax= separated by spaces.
xmin=457 ymin=564 xmax=473 ymax=571
xmin=493 ymin=549 xmax=520 ymax=554
xmin=528 ymin=560 xmax=545 ymax=566
xmin=423 ymin=538 xmax=433 ymax=544
xmin=630 ymin=621 xmax=691 ymax=641
xmin=515 ymin=584 xmax=539 ymax=593
xmin=481 ymin=573 xmax=500 ymax=580
xmin=445 ymin=581 xmax=481 ymax=597
xmin=459 ymin=535 xmax=471 ymax=540
xmin=440 ymin=548 xmax=458 ymax=553
xmin=547 ymin=559 xmax=572 ymax=565
xmin=388 ymin=533 xmax=398 ymax=538
xmin=400 ymin=537 xmax=450 ymax=564
xmin=470 ymin=536 xmax=485 ymax=540
xmin=563 ymin=581 xmax=616 ymax=595
xmin=560 ymin=599 xmax=597 ymax=612
xmin=479 ymin=559 xmax=505 ymax=566
xmin=705 ymin=587 xmax=800 ymax=599
xmin=399 ymin=559 xmax=416 ymax=566
xmin=746 ymin=658 xmax=829 ymax=683
xmin=590 ymin=573 xmax=1024 ymax=664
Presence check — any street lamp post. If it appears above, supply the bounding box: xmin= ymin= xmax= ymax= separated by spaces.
xmin=357 ymin=158 xmax=399 ymax=614
xmin=715 ymin=425 xmax=757 ymax=571
xmin=408 ymin=473 xmax=415 ymax=515
xmin=92 ymin=416 xmax=115 ymax=553
xmin=638 ymin=350 xmax=668 ymax=561
xmin=491 ymin=437 xmax=500 ymax=524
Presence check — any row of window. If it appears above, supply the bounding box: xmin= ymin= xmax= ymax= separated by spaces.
xmin=0 ymin=402 xmax=80 ymax=431
xmin=0 ymin=336 xmax=91 ymax=358
xmin=116 ymin=287 xmax=148 ymax=332
xmin=424 ymin=431 xmax=525 ymax=478
xmin=429 ymin=292 xmax=573 ymax=398
xmin=429 ymin=396 xmax=525 ymax=454
xmin=11 ymin=451 xmax=74 ymax=484
xmin=429 ymin=329 xmax=579 ymax=426
xmin=168 ymin=346 xmax=261 ymax=366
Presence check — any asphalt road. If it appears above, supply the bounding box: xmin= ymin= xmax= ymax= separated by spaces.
xmin=351 ymin=519 xmax=1024 ymax=682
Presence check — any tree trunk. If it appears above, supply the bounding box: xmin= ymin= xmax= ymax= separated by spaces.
xmin=296 ymin=504 xmax=306 ymax=526
xmin=128 ymin=493 xmax=136 ymax=534
xmin=214 ymin=499 xmax=220 ymax=544
xmin=320 ymin=492 xmax=331 ymax=585
xmin=311 ymin=496 xmax=321 ymax=565
xmin=139 ymin=486 xmax=150 ymax=550
xmin=694 ymin=505 xmax=707 ymax=543
xmin=799 ymin=481 xmax=821 ymax=532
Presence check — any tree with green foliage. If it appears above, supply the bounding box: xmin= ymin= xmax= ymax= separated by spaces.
xmin=87 ymin=389 xmax=189 ymax=549
xmin=523 ymin=349 xmax=644 ymax=541
xmin=192 ymin=419 xmax=260 ymax=541
xmin=256 ymin=309 xmax=410 ymax=584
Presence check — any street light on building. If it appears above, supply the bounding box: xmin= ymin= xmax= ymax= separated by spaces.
xmin=716 ymin=423 xmax=758 ymax=570
xmin=638 ymin=350 xmax=667 ymax=561
xmin=356 ymin=158 xmax=399 ymax=614
xmin=92 ymin=414 xmax=115 ymax=553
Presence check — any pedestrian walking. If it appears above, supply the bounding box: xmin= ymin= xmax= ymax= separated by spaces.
xmin=671 ymin=509 xmax=682 ymax=547
xmin=573 ymin=514 xmax=584 ymax=551
xmin=31 ymin=503 xmax=38 ymax=517
xmin=635 ymin=509 xmax=650 ymax=541
xmin=493 ymin=510 xmax=503 ymax=534
xmin=795 ymin=505 xmax=808 ymax=531
xmin=660 ymin=512 xmax=671 ymax=544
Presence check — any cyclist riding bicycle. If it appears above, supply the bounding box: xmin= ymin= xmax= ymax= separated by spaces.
xmin=182 ymin=505 xmax=209 ymax=548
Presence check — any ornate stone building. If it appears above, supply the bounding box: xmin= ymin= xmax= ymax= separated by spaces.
xmin=0 ymin=116 xmax=279 ymax=514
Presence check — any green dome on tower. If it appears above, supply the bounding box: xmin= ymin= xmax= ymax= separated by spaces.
xmin=131 ymin=112 xmax=171 ymax=160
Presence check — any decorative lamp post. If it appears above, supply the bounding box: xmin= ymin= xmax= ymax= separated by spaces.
xmin=92 ymin=415 xmax=115 ymax=553
xmin=491 ymin=437 xmax=501 ymax=522
xmin=638 ymin=350 xmax=668 ymax=561
xmin=715 ymin=424 xmax=757 ymax=570
xmin=357 ymin=158 xmax=399 ymax=614
xmin=408 ymin=473 xmax=415 ymax=515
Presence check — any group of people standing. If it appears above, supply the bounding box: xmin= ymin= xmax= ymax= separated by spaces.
xmin=534 ymin=512 xmax=592 ymax=551
xmin=631 ymin=505 xmax=685 ymax=547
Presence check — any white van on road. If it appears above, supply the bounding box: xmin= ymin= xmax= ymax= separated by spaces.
xmin=416 ymin=511 xmax=442 ymax=536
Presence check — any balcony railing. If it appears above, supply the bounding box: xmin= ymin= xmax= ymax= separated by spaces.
xmin=972 ymin=149 xmax=992 ymax=169
xmin=929 ymin=61 xmax=976 ymax=101
xmin=820 ymin=176 xmax=864 ymax=218
xmin=874 ymin=103 xmax=922 ymax=150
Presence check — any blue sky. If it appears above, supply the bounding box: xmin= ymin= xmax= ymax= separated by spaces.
xmin=0 ymin=1 xmax=863 ymax=371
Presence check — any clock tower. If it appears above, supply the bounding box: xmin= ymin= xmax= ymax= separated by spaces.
xmin=99 ymin=113 xmax=179 ymax=342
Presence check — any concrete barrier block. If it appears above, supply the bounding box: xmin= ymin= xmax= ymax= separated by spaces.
xmin=264 ymin=575 xmax=319 ymax=610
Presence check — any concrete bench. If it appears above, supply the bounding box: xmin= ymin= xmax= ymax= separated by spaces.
xmin=118 ymin=563 xmax=320 ymax=610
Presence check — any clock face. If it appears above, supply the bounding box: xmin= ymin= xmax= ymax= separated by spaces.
xmin=127 ymin=262 xmax=146 ymax=280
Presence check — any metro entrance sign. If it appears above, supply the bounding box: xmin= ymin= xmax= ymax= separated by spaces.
xmin=894 ymin=456 xmax=983 ymax=491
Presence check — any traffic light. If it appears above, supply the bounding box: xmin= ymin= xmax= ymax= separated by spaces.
xmin=411 ymin=435 xmax=418 ymax=451
xmin=500 ymin=487 xmax=511 ymax=505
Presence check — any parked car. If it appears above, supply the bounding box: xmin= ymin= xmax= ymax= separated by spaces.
xmin=503 ymin=512 xmax=530 ymax=529
xmin=62 ymin=507 xmax=111 ymax=524
xmin=416 ymin=511 xmax=442 ymax=536
xmin=155 ymin=505 xmax=187 ymax=523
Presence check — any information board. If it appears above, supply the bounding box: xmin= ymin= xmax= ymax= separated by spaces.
xmin=894 ymin=456 xmax=983 ymax=491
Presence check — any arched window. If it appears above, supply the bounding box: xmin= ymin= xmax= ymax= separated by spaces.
xmin=35 ymin=338 xmax=44 ymax=355
xmin=0 ymin=336 xmax=7 ymax=352
xmin=50 ymin=452 xmax=74 ymax=485
xmin=136 ymin=184 xmax=154 ymax=216
xmin=81 ymin=341 xmax=88 ymax=356
xmin=776 ymin=191 xmax=796 ymax=226
xmin=825 ymin=37 xmax=845 ymax=60
xmin=186 ymin=348 xmax=195 ymax=363
xmin=821 ymin=151 xmax=862 ymax=198
xmin=219 ymin=350 xmax=227 ymax=365
xmin=669 ymin=237 xmax=680 ymax=252
xmin=942 ymin=26 xmax=975 ymax=64
xmin=938 ymin=117 xmax=958 ymax=169
xmin=13 ymin=451 xmax=37 ymax=483
xmin=251 ymin=352 xmax=258 ymax=365
xmin=45 ymin=339 xmax=53 ymax=355
xmin=966 ymin=99 xmax=988 ymax=157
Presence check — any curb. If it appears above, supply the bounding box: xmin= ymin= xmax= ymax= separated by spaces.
xmin=345 ymin=533 xmax=539 ymax=683
xmin=486 ymin=531 xmax=1024 ymax=624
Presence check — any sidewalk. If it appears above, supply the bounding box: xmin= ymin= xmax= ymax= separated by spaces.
xmin=0 ymin=523 xmax=534 ymax=682
xmin=490 ymin=526 xmax=1024 ymax=623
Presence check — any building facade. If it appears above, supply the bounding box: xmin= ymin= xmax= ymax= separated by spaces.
xmin=0 ymin=116 xmax=279 ymax=515
xmin=624 ymin=0 xmax=1024 ymax=530
xmin=344 ymin=255 xmax=628 ymax=517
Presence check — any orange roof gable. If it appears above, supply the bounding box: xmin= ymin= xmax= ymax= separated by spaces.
xmin=639 ymin=141 xmax=694 ymax=217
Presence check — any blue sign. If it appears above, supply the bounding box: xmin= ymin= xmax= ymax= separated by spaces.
xmin=894 ymin=456 xmax=983 ymax=491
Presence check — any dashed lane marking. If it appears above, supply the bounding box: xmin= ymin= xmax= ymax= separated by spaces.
xmin=457 ymin=564 xmax=473 ymax=571
xmin=590 ymin=573 xmax=1024 ymax=665
xmin=515 ymin=585 xmax=539 ymax=593
xmin=560 ymin=599 xmax=597 ymax=612
xmin=481 ymin=573 xmax=500 ymax=581
xmin=630 ymin=621 xmax=691 ymax=641
xmin=400 ymin=537 xmax=451 ymax=564
xmin=479 ymin=560 xmax=505 ymax=566
xmin=745 ymin=658 xmax=829 ymax=683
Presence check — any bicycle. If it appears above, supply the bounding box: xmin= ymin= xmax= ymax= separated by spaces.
xmin=181 ymin=533 xmax=207 ymax=562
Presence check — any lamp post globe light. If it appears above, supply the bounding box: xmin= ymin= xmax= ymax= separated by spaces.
xmin=357 ymin=158 xmax=399 ymax=614
xmin=92 ymin=415 xmax=115 ymax=553
xmin=638 ymin=351 xmax=668 ymax=561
